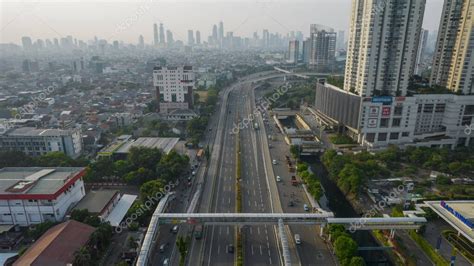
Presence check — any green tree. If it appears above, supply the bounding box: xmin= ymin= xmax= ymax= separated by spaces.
xmin=128 ymin=147 xmax=162 ymax=170
xmin=73 ymin=247 xmax=92 ymax=266
xmin=176 ymin=236 xmax=189 ymax=266
xmin=334 ymin=235 xmax=358 ymax=261
xmin=123 ymin=167 xmax=155 ymax=185
xmin=35 ymin=152 xmax=76 ymax=167
xmin=290 ymin=145 xmax=301 ymax=158
xmin=140 ymin=179 xmax=164 ymax=201
xmin=70 ymin=209 xmax=90 ymax=223
xmin=156 ymin=150 xmax=189 ymax=182
xmin=113 ymin=160 xmax=132 ymax=178
xmin=84 ymin=157 xmax=115 ymax=182
xmin=338 ymin=164 xmax=363 ymax=194
xmin=348 ymin=256 xmax=366 ymax=266
xmin=27 ymin=221 xmax=56 ymax=240
xmin=0 ymin=151 xmax=34 ymax=168
xmin=435 ymin=175 xmax=452 ymax=185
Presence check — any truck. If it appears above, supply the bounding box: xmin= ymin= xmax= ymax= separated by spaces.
xmin=194 ymin=225 xmax=203 ymax=239
xmin=291 ymin=176 xmax=298 ymax=186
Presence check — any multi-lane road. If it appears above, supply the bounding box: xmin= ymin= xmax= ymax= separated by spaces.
xmin=155 ymin=72 xmax=335 ymax=266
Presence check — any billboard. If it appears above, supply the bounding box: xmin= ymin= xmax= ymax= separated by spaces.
xmin=372 ymin=96 xmax=393 ymax=104
xmin=369 ymin=106 xmax=379 ymax=117
xmin=382 ymin=106 xmax=391 ymax=117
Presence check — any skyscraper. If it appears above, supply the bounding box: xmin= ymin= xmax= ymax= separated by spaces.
xmin=344 ymin=0 xmax=426 ymax=96
xmin=430 ymin=0 xmax=473 ymax=94
xmin=309 ymin=24 xmax=336 ymax=72
xmin=288 ymin=40 xmax=299 ymax=64
xmin=196 ymin=31 xmax=201 ymax=45
xmin=302 ymin=38 xmax=311 ymax=64
xmin=21 ymin=36 xmax=33 ymax=50
xmin=138 ymin=35 xmax=145 ymax=49
xmin=153 ymin=23 xmax=159 ymax=46
xmin=212 ymin=25 xmax=218 ymax=44
xmin=336 ymin=30 xmax=345 ymax=50
xmin=218 ymin=21 xmax=224 ymax=42
xmin=166 ymin=30 xmax=174 ymax=46
xmin=414 ymin=29 xmax=429 ymax=75
xmin=159 ymin=23 xmax=165 ymax=44
xmin=188 ymin=30 xmax=195 ymax=46
xmin=262 ymin=29 xmax=269 ymax=48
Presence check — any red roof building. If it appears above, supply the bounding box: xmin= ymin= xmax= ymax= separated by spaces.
xmin=13 ymin=220 xmax=95 ymax=266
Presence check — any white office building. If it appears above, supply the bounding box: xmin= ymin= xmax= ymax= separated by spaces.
xmin=0 ymin=167 xmax=86 ymax=226
xmin=0 ymin=127 xmax=83 ymax=158
xmin=153 ymin=66 xmax=195 ymax=114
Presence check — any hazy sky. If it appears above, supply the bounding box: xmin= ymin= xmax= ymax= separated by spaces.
xmin=1 ymin=0 xmax=444 ymax=45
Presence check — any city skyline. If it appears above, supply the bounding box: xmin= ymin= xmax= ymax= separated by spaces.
xmin=1 ymin=0 xmax=444 ymax=44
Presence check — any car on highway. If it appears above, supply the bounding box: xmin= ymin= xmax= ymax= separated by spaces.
xmin=159 ymin=243 xmax=167 ymax=253
xmin=276 ymin=175 xmax=281 ymax=182
xmin=304 ymin=204 xmax=309 ymax=212
xmin=163 ymin=258 xmax=169 ymax=265
xmin=227 ymin=244 xmax=234 ymax=253
xmin=171 ymin=225 xmax=179 ymax=234
xmin=272 ymin=159 xmax=277 ymax=165
xmin=288 ymin=201 xmax=294 ymax=207
xmin=294 ymin=234 xmax=301 ymax=245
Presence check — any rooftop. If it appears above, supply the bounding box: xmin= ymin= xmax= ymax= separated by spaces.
xmin=0 ymin=167 xmax=85 ymax=198
xmin=115 ymin=137 xmax=179 ymax=154
xmin=3 ymin=127 xmax=76 ymax=137
xmin=72 ymin=190 xmax=119 ymax=215
xmin=13 ymin=220 xmax=95 ymax=266
xmin=424 ymin=201 xmax=474 ymax=243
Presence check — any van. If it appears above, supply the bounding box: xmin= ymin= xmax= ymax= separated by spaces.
xmin=276 ymin=176 xmax=281 ymax=182
xmin=304 ymin=204 xmax=309 ymax=212
xmin=294 ymin=234 xmax=301 ymax=245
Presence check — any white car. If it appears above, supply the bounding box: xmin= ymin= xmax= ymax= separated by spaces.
xmin=272 ymin=159 xmax=277 ymax=165
xmin=294 ymin=234 xmax=301 ymax=245
xmin=276 ymin=176 xmax=281 ymax=182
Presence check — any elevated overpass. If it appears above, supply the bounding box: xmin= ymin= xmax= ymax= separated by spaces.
xmin=136 ymin=192 xmax=427 ymax=266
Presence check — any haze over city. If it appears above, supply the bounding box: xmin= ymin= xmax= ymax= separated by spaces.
xmin=2 ymin=0 xmax=443 ymax=44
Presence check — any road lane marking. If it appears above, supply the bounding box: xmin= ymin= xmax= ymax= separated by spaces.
xmin=260 ymin=245 xmax=263 ymax=255
xmin=257 ymin=227 xmax=260 ymax=235
xmin=251 ymin=245 xmax=254 ymax=255
xmin=217 ymin=244 xmax=220 ymax=254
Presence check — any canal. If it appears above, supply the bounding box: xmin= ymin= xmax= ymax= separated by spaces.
xmin=303 ymin=155 xmax=392 ymax=266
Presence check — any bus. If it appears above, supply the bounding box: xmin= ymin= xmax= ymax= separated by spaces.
xmin=194 ymin=225 xmax=203 ymax=239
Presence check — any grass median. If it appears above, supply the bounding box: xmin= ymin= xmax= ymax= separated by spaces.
xmin=235 ymin=129 xmax=243 ymax=266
